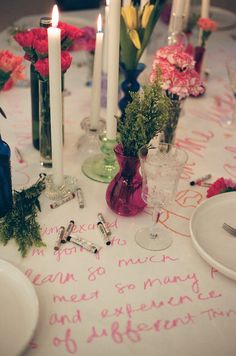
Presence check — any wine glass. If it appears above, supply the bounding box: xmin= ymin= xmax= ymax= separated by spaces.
xmin=223 ymin=60 xmax=236 ymax=129
xmin=135 ymin=144 xmax=188 ymax=251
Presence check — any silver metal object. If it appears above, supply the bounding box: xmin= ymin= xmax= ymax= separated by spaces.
xmin=76 ymin=188 xmax=84 ymax=208
xmin=50 ymin=192 xmax=75 ymax=209
xmin=97 ymin=222 xmax=111 ymax=245
xmin=54 ymin=226 xmax=65 ymax=250
xmin=67 ymin=234 xmax=99 ymax=254
xmin=222 ymin=222 xmax=236 ymax=237
xmin=97 ymin=213 xmax=111 ymax=236
xmin=61 ymin=220 xmax=75 ymax=243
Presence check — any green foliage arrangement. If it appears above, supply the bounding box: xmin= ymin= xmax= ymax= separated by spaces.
xmin=0 ymin=174 xmax=46 ymax=257
xmin=117 ymin=80 xmax=171 ymax=157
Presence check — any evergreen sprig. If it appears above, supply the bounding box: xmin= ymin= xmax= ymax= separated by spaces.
xmin=0 ymin=174 xmax=46 ymax=257
xmin=117 ymin=80 xmax=171 ymax=157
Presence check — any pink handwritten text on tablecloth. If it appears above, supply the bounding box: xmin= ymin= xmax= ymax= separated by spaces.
xmin=41 ymin=218 xmax=118 ymax=237
xmin=176 ymin=130 xmax=214 ymax=158
xmin=117 ymin=254 xmax=178 ymax=268
xmin=25 ymin=269 xmax=78 ymax=286
xmin=100 ymin=290 xmax=222 ymax=319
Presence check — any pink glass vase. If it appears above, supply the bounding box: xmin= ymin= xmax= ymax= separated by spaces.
xmin=194 ymin=46 xmax=205 ymax=74
xmin=106 ymin=144 xmax=146 ymax=217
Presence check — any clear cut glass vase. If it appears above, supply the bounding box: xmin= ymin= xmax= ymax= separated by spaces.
xmin=106 ymin=144 xmax=146 ymax=217
xmin=39 ymin=79 xmax=52 ymax=167
xmin=160 ymin=99 xmax=182 ymax=145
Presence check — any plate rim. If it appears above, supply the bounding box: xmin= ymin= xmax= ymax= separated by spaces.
xmin=0 ymin=258 xmax=39 ymax=355
xmin=189 ymin=192 xmax=236 ymax=281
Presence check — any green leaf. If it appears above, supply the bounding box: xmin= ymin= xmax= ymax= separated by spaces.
xmin=0 ymin=175 xmax=46 ymax=257
xmin=120 ymin=14 xmax=138 ymax=69
xmin=0 ymin=69 xmax=11 ymax=90
xmin=137 ymin=0 xmax=167 ymax=61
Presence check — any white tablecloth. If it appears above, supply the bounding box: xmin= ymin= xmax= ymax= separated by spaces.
xmin=0 ymin=8 xmax=236 ymax=356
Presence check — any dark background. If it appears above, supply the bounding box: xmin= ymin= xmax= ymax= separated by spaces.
xmin=0 ymin=0 xmax=235 ymax=32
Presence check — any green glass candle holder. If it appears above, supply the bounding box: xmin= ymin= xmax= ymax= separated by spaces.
xmin=81 ymin=133 xmax=119 ymax=183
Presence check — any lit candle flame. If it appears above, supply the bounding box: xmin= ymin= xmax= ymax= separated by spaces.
xmin=52 ymin=4 xmax=59 ymax=27
xmin=97 ymin=14 xmax=102 ymax=32
xmin=106 ymin=0 xmax=110 ymax=6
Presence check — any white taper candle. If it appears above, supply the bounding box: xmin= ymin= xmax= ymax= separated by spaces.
xmin=47 ymin=5 xmax=64 ymax=186
xmin=175 ymin=0 xmax=186 ymax=17
xmin=90 ymin=14 xmax=104 ymax=130
xmin=168 ymin=0 xmax=177 ymax=33
xmin=201 ymin=0 xmax=210 ymax=18
xmin=106 ymin=0 xmax=121 ymax=140
xmin=102 ymin=0 xmax=109 ymax=73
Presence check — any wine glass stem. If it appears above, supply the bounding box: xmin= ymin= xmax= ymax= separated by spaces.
xmin=150 ymin=205 xmax=161 ymax=239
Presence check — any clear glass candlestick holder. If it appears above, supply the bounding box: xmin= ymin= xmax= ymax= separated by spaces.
xmin=135 ymin=144 xmax=188 ymax=251
xmin=77 ymin=117 xmax=105 ymax=158
xmin=44 ymin=174 xmax=79 ymax=200
xmin=81 ymin=133 xmax=119 ymax=183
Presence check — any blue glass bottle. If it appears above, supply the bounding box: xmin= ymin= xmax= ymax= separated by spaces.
xmin=0 ymin=110 xmax=13 ymax=217
xmin=0 ymin=137 xmax=13 ymax=217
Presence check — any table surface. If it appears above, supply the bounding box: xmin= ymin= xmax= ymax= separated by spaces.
xmin=1 ymin=8 xmax=236 ymax=356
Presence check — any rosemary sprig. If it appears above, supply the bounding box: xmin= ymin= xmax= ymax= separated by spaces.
xmin=0 ymin=174 xmax=47 ymax=257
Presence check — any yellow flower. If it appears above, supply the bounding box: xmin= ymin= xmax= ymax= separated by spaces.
xmin=141 ymin=4 xmax=154 ymax=28
xmin=121 ymin=5 xmax=138 ymax=30
xmin=129 ymin=29 xmax=141 ymax=49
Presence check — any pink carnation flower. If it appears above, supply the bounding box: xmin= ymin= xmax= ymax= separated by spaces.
xmin=150 ymin=44 xmax=205 ymax=98
xmin=14 ymin=30 xmax=34 ymax=48
xmin=207 ymin=177 xmax=236 ymax=198
xmin=34 ymin=51 xmax=72 ymax=79
xmin=155 ymin=44 xmax=195 ymax=70
xmin=197 ymin=18 xmax=218 ymax=32
xmin=33 ymin=39 xmax=48 ymax=56
xmin=70 ymin=26 xmax=96 ymax=52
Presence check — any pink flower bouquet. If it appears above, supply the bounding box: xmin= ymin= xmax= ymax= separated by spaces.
xmin=14 ymin=22 xmax=83 ymax=79
xmin=197 ymin=18 xmax=218 ymax=48
xmin=150 ymin=44 xmax=205 ymax=99
xmin=69 ymin=26 xmax=96 ymax=52
xmin=0 ymin=50 xmax=25 ymax=90
xmin=207 ymin=177 xmax=236 ymax=198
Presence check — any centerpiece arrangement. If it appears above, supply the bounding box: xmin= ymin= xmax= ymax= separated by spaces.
xmin=106 ymin=79 xmax=171 ymax=217
xmin=14 ymin=21 xmax=83 ymax=161
xmin=119 ymin=0 xmax=167 ymax=117
xmin=150 ymin=43 xmax=205 ymax=144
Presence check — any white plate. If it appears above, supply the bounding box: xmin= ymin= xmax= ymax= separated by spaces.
xmin=190 ymin=192 xmax=236 ymax=281
xmin=192 ymin=6 xmax=236 ymax=30
xmin=0 ymin=259 xmax=39 ymax=356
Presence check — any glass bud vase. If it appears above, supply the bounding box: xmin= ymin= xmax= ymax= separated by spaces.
xmin=160 ymin=99 xmax=181 ymax=145
xmin=106 ymin=144 xmax=146 ymax=217
xmin=39 ymin=78 xmax=64 ymax=167
xmin=39 ymin=79 xmax=52 ymax=167
xmin=30 ymin=17 xmax=52 ymax=150
xmin=30 ymin=64 xmax=40 ymax=150
xmin=119 ymin=63 xmax=146 ymax=119
xmin=0 ymin=136 xmax=13 ymax=217
xmin=194 ymin=46 xmax=206 ymax=74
